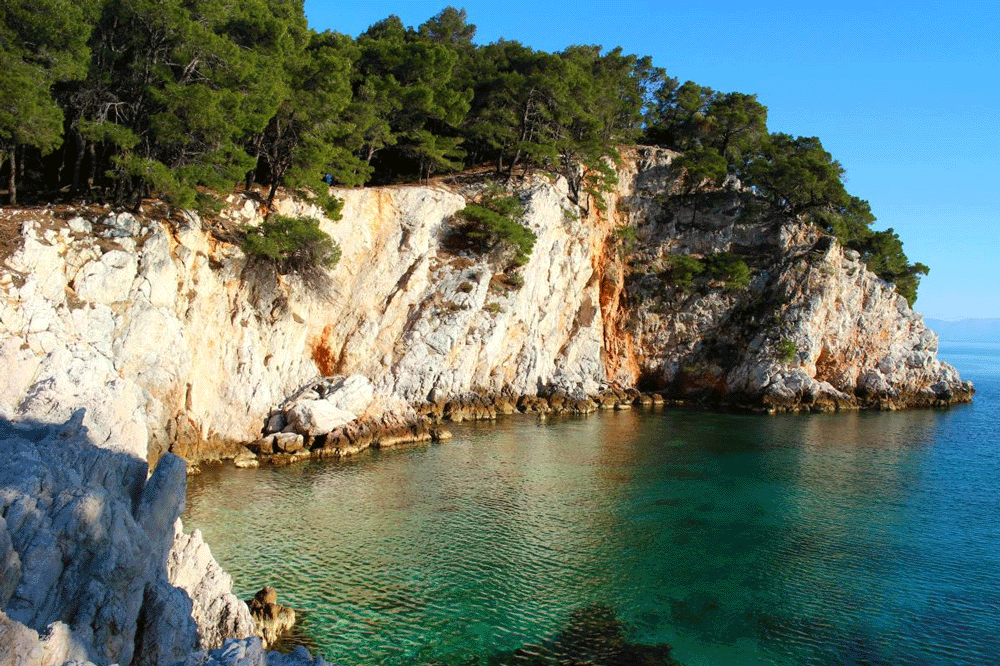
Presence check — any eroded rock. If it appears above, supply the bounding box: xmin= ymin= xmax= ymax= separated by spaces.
xmin=246 ymin=587 xmax=295 ymax=649
xmin=0 ymin=413 xmax=253 ymax=666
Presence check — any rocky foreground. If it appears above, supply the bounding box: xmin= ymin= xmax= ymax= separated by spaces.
xmin=0 ymin=411 xmax=254 ymax=665
xmin=0 ymin=148 xmax=972 ymax=665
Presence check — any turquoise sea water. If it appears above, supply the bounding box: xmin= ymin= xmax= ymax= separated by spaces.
xmin=185 ymin=343 xmax=1000 ymax=666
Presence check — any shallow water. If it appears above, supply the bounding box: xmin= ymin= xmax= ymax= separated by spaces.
xmin=185 ymin=343 xmax=1000 ymax=666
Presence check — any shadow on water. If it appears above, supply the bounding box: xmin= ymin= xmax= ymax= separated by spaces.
xmin=412 ymin=604 xmax=683 ymax=666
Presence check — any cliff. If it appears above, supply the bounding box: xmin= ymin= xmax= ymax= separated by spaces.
xmin=0 ymin=148 xmax=971 ymax=466
xmin=0 ymin=147 xmax=973 ymax=665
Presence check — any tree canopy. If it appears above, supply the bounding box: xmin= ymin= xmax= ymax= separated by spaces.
xmin=0 ymin=3 xmax=927 ymax=302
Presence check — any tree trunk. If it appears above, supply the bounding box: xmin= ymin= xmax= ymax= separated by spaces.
xmin=87 ymin=143 xmax=96 ymax=190
xmin=245 ymin=156 xmax=258 ymax=191
xmin=266 ymin=180 xmax=279 ymax=208
xmin=72 ymin=132 xmax=86 ymax=193
xmin=57 ymin=142 xmax=68 ymax=187
xmin=506 ymin=148 xmax=520 ymax=182
xmin=8 ymin=147 xmax=17 ymax=205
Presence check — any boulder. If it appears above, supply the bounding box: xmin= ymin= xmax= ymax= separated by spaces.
xmin=323 ymin=375 xmax=374 ymax=415
xmin=272 ymin=433 xmax=305 ymax=453
xmin=99 ymin=211 xmax=141 ymax=238
xmin=284 ymin=400 xmax=355 ymax=437
xmin=233 ymin=447 xmax=259 ymax=469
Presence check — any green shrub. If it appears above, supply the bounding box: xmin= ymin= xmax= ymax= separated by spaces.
xmin=456 ymin=189 xmax=535 ymax=267
xmin=582 ymin=160 xmax=619 ymax=214
xmin=702 ymin=252 xmax=751 ymax=290
xmin=777 ymin=339 xmax=797 ymax=364
xmin=313 ymin=189 xmax=345 ymax=220
xmin=662 ymin=254 xmax=705 ymax=287
xmin=612 ymin=226 xmax=638 ymax=254
xmin=242 ymin=215 xmax=340 ymax=275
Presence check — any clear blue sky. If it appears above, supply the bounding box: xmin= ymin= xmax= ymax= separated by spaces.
xmin=304 ymin=1 xmax=1000 ymax=320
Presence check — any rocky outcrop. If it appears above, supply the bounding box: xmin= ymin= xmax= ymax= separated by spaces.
xmin=0 ymin=148 xmax=971 ymax=470
xmin=0 ymin=411 xmax=253 ymax=666
xmin=613 ymin=155 xmax=973 ymax=412
xmin=245 ymin=587 xmax=295 ymax=649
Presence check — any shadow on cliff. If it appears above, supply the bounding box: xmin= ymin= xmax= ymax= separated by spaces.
xmin=0 ymin=409 xmax=148 ymax=507
xmin=0 ymin=409 xmax=202 ymax=666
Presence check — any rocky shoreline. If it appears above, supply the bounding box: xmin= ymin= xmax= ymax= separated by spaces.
xmin=1 ymin=148 xmax=973 ymax=473
xmin=211 ymin=376 xmax=972 ymax=472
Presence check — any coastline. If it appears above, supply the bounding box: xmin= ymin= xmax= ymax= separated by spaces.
xmin=204 ymin=381 xmax=973 ymax=472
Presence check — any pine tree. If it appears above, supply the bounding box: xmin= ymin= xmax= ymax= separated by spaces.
xmin=0 ymin=0 xmax=92 ymax=202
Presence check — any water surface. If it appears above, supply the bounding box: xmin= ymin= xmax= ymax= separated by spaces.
xmin=186 ymin=343 xmax=999 ymax=666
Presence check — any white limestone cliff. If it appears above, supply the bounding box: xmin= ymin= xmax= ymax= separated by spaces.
xmin=0 ymin=148 xmax=970 ymax=470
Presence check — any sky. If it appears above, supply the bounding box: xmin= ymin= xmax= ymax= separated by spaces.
xmin=303 ymin=1 xmax=1000 ymax=320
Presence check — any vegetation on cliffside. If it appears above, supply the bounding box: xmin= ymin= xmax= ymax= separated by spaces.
xmin=0 ymin=2 xmax=926 ymax=301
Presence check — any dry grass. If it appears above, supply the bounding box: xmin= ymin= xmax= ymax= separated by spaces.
xmin=0 ymin=212 xmax=21 ymax=263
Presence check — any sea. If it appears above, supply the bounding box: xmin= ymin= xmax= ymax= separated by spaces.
xmin=184 ymin=342 xmax=1000 ymax=666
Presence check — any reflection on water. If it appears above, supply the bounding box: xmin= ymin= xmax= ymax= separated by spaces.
xmin=186 ymin=345 xmax=999 ymax=666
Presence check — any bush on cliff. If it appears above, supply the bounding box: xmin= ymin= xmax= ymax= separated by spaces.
xmin=778 ymin=339 xmax=798 ymax=363
xmin=659 ymin=252 xmax=750 ymax=292
xmin=242 ymin=215 xmax=340 ymax=275
xmin=662 ymin=255 xmax=705 ymax=288
xmin=703 ymin=252 xmax=751 ymax=290
xmin=456 ymin=189 xmax=536 ymax=267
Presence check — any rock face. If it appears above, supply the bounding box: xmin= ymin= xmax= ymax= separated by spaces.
xmin=611 ymin=154 xmax=973 ymax=411
xmin=0 ymin=411 xmax=253 ymax=666
xmin=0 ymin=147 xmax=971 ymax=468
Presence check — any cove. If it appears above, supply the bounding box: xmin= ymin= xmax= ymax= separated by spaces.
xmin=184 ymin=344 xmax=999 ymax=666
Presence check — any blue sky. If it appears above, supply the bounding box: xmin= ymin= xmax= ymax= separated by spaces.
xmin=304 ymin=1 xmax=1000 ymax=320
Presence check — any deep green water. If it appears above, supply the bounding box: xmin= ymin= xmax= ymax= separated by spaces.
xmin=185 ymin=343 xmax=1000 ymax=666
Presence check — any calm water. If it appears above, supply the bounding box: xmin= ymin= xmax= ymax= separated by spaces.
xmin=185 ymin=343 xmax=1000 ymax=666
